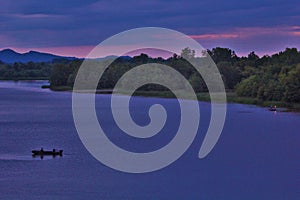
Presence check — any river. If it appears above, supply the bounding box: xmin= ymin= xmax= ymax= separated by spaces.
xmin=0 ymin=80 xmax=299 ymax=199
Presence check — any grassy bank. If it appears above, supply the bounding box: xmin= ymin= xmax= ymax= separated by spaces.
xmin=45 ymin=85 xmax=300 ymax=112
xmin=225 ymin=93 xmax=300 ymax=111
xmin=42 ymin=85 xmax=73 ymax=91
xmin=132 ymin=91 xmax=300 ymax=112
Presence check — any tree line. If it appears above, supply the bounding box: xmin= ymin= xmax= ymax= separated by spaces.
xmin=1 ymin=47 xmax=299 ymax=103
xmin=0 ymin=58 xmax=73 ymax=80
xmin=0 ymin=61 xmax=52 ymax=80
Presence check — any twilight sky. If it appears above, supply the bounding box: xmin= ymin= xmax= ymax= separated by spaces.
xmin=0 ymin=0 xmax=299 ymax=57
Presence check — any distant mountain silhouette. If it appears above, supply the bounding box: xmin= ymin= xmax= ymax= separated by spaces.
xmin=0 ymin=49 xmax=77 ymax=63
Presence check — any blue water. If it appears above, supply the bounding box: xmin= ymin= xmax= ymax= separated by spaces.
xmin=0 ymin=81 xmax=299 ymax=199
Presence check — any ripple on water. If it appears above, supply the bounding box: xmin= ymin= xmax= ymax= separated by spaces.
xmin=0 ymin=153 xmax=64 ymax=161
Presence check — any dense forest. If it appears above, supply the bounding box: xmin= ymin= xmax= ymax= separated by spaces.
xmin=0 ymin=58 xmax=69 ymax=80
xmin=1 ymin=47 xmax=299 ymax=104
xmin=0 ymin=61 xmax=52 ymax=80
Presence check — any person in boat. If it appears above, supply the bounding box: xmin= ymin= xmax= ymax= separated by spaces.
xmin=40 ymin=147 xmax=44 ymax=153
xmin=269 ymin=105 xmax=277 ymax=111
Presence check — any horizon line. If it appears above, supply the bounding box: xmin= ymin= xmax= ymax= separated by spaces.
xmin=0 ymin=45 xmax=299 ymax=59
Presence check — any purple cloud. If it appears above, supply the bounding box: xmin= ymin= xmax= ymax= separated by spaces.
xmin=0 ymin=0 xmax=299 ymax=57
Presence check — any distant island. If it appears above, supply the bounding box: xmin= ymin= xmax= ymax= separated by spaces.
xmin=0 ymin=47 xmax=299 ymax=110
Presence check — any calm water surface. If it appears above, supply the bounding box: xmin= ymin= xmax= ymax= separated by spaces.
xmin=0 ymin=81 xmax=299 ymax=199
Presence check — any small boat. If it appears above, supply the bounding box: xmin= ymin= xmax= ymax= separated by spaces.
xmin=32 ymin=148 xmax=63 ymax=157
xmin=268 ymin=105 xmax=277 ymax=111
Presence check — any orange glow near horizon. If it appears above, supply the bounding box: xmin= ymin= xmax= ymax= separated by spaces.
xmin=1 ymin=25 xmax=299 ymax=58
xmin=189 ymin=34 xmax=239 ymax=39
xmin=291 ymin=31 xmax=300 ymax=36
xmin=0 ymin=45 xmax=296 ymax=58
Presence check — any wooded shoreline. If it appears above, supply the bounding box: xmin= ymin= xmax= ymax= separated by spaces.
xmin=1 ymin=47 xmax=299 ymax=111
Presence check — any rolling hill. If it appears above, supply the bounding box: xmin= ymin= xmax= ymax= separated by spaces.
xmin=0 ymin=49 xmax=77 ymax=63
